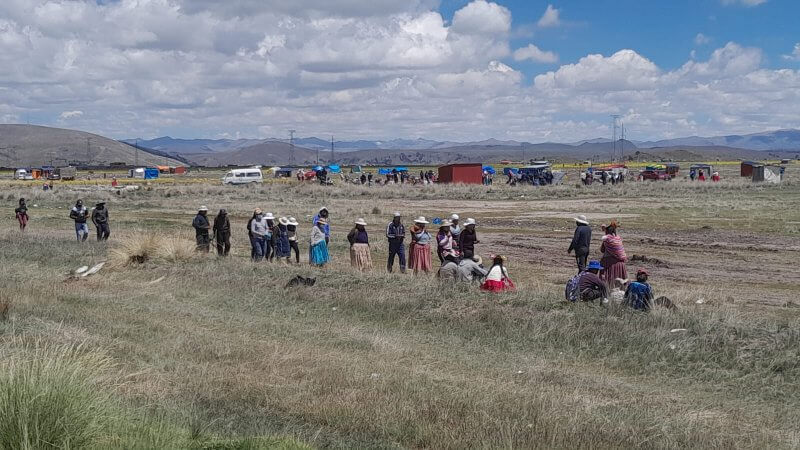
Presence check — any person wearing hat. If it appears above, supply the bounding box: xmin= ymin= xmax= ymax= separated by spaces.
xmin=309 ymin=218 xmax=329 ymax=267
xmin=480 ymin=255 xmax=515 ymax=292
xmin=313 ymin=207 xmax=331 ymax=245
xmin=213 ymin=209 xmax=231 ymax=256
xmin=385 ymin=212 xmax=406 ymax=273
xmin=600 ymin=221 xmax=628 ymax=287
xmin=192 ymin=206 xmax=211 ymax=252
xmin=250 ymin=209 xmax=269 ymax=261
xmin=436 ymin=220 xmax=457 ymax=264
xmin=409 ymin=216 xmax=433 ymax=274
xmin=567 ymin=215 xmax=592 ymax=273
xmin=347 ymin=218 xmax=372 ymax=271
xmin=624 ymin=268 xmax=654 ymax=311
xmin=449 ymin=214 xmax=462 ymax=252
xmin=457 ymin=255 xmax=488 ymax=283
xmin=273 ymin=217 xmax=292 ymax=263
xmin=579 ymin=260 xmax=608 ymax=302
xmin=69 ymin=199 xmax=90 ymax=242
xmin=15 ymin=198 xmax=29 ymax=232
xmin=287 ymin=217 xmax=301 ymax=264
xmin=457 ymin=218 xmax=479 ymax=260
xmin=263 ymin=213 xmax=277 ymax=261
xmin=91 ymin=201 xmax=110 ymax=241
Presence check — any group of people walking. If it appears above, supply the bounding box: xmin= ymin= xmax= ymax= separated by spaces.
xmin=566 ymin=215 xmax=654 ymax=310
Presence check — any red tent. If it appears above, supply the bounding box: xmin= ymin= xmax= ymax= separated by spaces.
xmin=438 ymin=163 xmax=483 ymax=184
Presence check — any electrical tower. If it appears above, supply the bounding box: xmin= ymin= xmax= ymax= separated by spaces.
xmin=610 ymin=115 xmax=621 ymax=162
xmin=330 ymin=136 xmax=335 ymax=164
xmin=288 ymin=129 xmax=296 ymax=165
xmin=135 ymin=138 xmax=139 ymax=166
xmin=619 ymin=122 xmax=626 ymax=162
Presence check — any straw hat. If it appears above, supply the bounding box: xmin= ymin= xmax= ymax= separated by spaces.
xmin=450 ymin=213 xmax=460 ymax=221
xmin=354 ymin=218 xmax=367 ymax=226
xmin=464 ymin=218 xmax=476 ymax=226
xmin=472 ymin=255 xmax=483 ymax=265
xmin=574 ymin=215 xmax=589 ymax=225
xmin=414 ymin=216 xmax=429 ymax=224
xmin=393 ymin=211 xmax=402 ymax=217
xmin=278 ymin=216 xmax=289 ymax=225
xmin=288 ymin=217 xmax=299 ymax=226
xmin=199 ymin=205 xmax=208 ymax=212
xmin=264 ymin=212 xmax=275 ymax=220
xmin=440 ymin=220 xmax=452 ymax=228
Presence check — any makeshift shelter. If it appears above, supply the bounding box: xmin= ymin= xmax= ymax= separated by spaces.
xmin=327 ymin=165 xmax=341 ymax=174
xmin=741 ymin=161 xmax=761 ymax=177
xmin=503 ymin=167 xmax=519 ymax=175
xmin=690 ymin=164 xmax=713 ymax=174
xmin=753 ymin=165 xmax=782 ymax=184
xmin=394 ymin=167 xmax=408 ymax=172
xmin=144 ymin=168 xmax=159 ymax=179
xmin=157 ymin=165 xmax=170 ymax=174
xmin=274 ymin=168 xmax=293 ymax=178
xmin=378 ymin=168 xmax=392 ymax=175
xmin=437 ymin=163 xmax=483 ymax=184
xmin=482 ymin=165 xmax=496 ymax=175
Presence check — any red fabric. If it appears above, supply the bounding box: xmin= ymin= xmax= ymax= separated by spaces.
xmin=481 ymin=278 xmax=516 ymax=293
xmin=16 ymin=213 xmax=28 ymax=228
xmin=410 ymin=243 xmax=432 ymax=274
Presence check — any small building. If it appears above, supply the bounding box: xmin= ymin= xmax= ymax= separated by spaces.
xmin=438 ymin=163 xmax=483 ymax=184
xmin=741 ymin=161 xmax=761 ymax=177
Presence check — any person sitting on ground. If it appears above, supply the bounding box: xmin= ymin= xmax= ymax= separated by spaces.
xmin=309 ymin=218 xmax=329 ymax=267
xmin=438 ymin=259 xmax=459 ymax=281
xmin=481 ymin=255 xmax=516 ymax=292
xmin=15 ymin=198 xmax=29 ymax=232
xmin=624 ymin=268 xmax=654 ymax=311
xmin=457 ymin=255 xmax=488 ymax=283
xmin=458 ymin=218 xmax=479 ymax=260
xmin=347 ymin=218 xmax=372 ymax=272
xmin=579 ymin=260 xmax=608 ymax=302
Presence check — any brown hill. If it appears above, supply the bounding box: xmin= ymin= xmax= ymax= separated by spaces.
xmin=183 ymin=141 xmax=319 ymax=166
xmin=0 ymin=124 xmax=182 ymax=167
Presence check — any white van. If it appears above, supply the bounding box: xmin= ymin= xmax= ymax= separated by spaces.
xmin=15 ymin=169 xmax=29 ymax=180
xmin=222 ymin=166 xmax=263 ymax=185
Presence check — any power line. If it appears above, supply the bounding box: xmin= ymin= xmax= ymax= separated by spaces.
xmin=288 ymin=129 xmax=296 ymax=165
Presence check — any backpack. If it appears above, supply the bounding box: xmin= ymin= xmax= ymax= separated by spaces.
xmin=565 ymin=273 xmax=582 ymax=302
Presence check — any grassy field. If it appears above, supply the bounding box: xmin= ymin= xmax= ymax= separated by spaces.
xmin=1 ymin=169 xmax=799 ymax=448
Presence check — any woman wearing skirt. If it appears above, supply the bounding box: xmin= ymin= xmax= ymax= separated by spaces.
xmin=481 ymin=255 xmax=516 ymax=293
xmin=309 ymin=219 xmax=330 ymax=267
xmin=347 ymin=218 xmax=373 ymax=272
xmin=409 ymin=216 xmax=433 ymax=274
xmin=600 ymin=221 xmax=628 ymax=286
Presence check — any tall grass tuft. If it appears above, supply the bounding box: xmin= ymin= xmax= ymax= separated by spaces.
xmin=109 ymin=232 xmax=198 ymax=268
xmin=0 ymin=340 xmax=116 ymax=449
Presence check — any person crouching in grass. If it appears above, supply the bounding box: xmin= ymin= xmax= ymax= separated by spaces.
xmin=481 ymin=255 xmax=516 ymax=293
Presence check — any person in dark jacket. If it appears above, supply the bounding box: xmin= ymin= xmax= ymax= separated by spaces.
xmin=192 ymin=206 xmax=211 ymax=252
xmin=274 ymin=217 xmax=291 ymax=263
xmin=246 ymin=210 xmax=258 ymax=259
xmin=567 ymin=215 xmax=591 ymax=273
xmin=386 ymin=212 xmax=406 ymax=273
xmin=91 ymin=202 xmax=110 ymax=241
xmin=579 ymin=261 xmax=608 ymax=302
xmin=458 ymin=218 xmax=479 ymax=260
xmin=287 ymin=217 xmax=301 ymax=263
xmin=15 ymin=198 xmax=29 ymax=231
xmin=213 ymin=209 xmax=231 ymax=256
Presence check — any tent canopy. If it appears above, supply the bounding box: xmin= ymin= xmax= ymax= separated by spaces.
xmin=503 ymin=167 xmax=519 ymax=175
xmin=327 ymin=165 xmax=341 ymax=173
xmin=312 ymin=165 xmax=324 ymax=172
xmin=482 ymin=165 xmax=496 ymax=174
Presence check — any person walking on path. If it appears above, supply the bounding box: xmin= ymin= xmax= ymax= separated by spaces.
xmin=409 ymin=216 xmax=433 ymax=274
xmin=567 ymin=215 xmax=591 ymax=273
xmin=91 ymin=202 xmax=110 ymax=241
xmin=69 ymin=199 xmax=90 ymax=242
xmin=458 ymin=218 xmax=479 ymax=260
xmin=192 ymin=206 xmax=211 ymax=252
xmin=386 ymin=212 xmax=406 ymax=273
xmin=274 ymin=217 xmax=292 ymax=263
xmin=600 ymin=221 xmax=628 ymax=287
xmin=309 ymin=218 xmax=330 ymax=267
xmin=348 ymin=218 xmax=373 ymax=271
xmin=15 ymin=198 xmax=29 ymax=232
xmin=213 ymin=209 xmax=231 ymax=256
xmin=250 ymin=209 xmax=269 ymax=261
xmin=287 ymin=217 xmax=301 ymax=264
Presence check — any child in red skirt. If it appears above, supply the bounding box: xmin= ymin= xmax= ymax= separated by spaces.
xmin=481 ymin=255 xmax=516 ymax=292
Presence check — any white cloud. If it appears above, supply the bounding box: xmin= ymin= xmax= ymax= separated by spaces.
xmin=782 ymin=43 xmax=800 ymax=61
xmin=59 ymin=111 xmax=83 ymax=119
xmin=721 ymin=0 xmax=767 ymax=6
xmin=0 ymin=1 xmax=798 ymax=142
xmin=537 ymin=4 xmax=561 ymax=28
xmin=694 ymin=33 xmax=711 ymax=45
xmin=513 ymin=44 xmax=558 ymax=63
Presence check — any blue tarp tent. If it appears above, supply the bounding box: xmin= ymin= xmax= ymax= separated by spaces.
xmin=378 ymin=168 xmax=392 ymax=175
xmin=312 ymin=165 xmax=323 ymax=172
xmin=144 ymin=168 xmax=159 ymax=179
xmin=503 ymin=167 xmax=519 ymax=175
xmin=394 ymin=167 xmax=408 ymax=172
xmin=483 ymin=165 xmax=496 ymax=174
xmin=327 ymin=165 xmax=341 ymax=173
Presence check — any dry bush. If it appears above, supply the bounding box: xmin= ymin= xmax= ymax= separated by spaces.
xmin=109 ymin=232 xmax=197 ymax=268
xmin=156 ymin=236 xmax=198 ymax=262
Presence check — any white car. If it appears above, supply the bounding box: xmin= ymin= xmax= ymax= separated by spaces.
xmin=222 ymin=167 xmax=263 ymax=185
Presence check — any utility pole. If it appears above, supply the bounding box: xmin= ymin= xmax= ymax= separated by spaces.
xmin=620 ymin=122 xmax=626 ymax=162
xmin=86 ymin=137 xmax=91 ymax=164
xmin=288 ymin=129 xmax=296 ymax=165
xmin=135 ymin=138 xmax=139 ymax=166
xmin=330 ymin=135 xmax=335 ymax=164
xmin=610 ymin=115 xmax=620 ymax=163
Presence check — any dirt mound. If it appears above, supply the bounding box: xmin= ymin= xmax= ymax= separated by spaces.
xmin=630 ymin=254 xmax=670 ymax=268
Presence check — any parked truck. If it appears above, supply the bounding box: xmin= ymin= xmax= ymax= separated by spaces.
xmin=56 ymin=166 xmax=77 ymax=181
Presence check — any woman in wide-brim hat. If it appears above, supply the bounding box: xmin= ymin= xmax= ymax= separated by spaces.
xmin=347 ymin=218 xmax=372 ymax=272
xmin=273 ymin=217 xmax=291 ymax=262
xmin=309 ymin=218 xmax=329 ymax=267
xmin=409 ymin=216 xmax=433 ymax=274
xmin=287 ymin=217 xmax=300 ymax=264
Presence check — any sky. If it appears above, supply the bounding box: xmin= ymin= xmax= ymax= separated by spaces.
xmin=0 ymin=0 xmax=798 ymax=142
